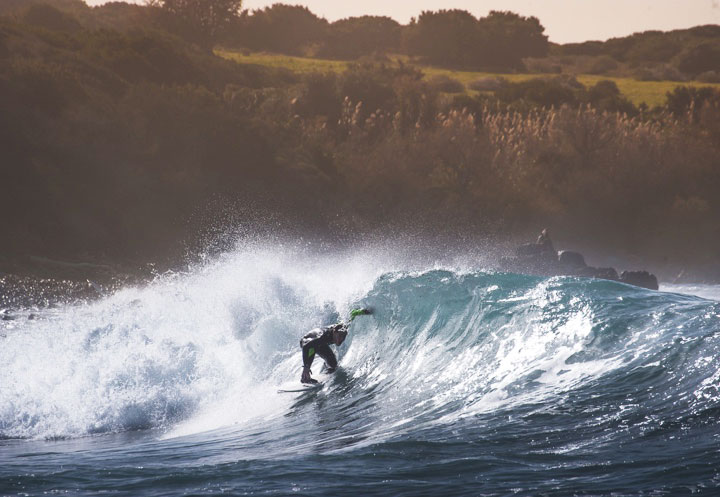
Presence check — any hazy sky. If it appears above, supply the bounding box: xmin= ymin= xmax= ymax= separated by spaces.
xmin=88 ymin=0 xmax=720 ymax=43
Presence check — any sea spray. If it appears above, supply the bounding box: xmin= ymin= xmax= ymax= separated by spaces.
xmin=0 ymin=245 xmax=392 ymax=439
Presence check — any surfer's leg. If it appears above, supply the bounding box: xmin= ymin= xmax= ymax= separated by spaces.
xmin=315 ymin=344 xmax=338 ymax=372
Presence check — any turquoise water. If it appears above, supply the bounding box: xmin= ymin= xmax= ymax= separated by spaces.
xmin=2 ymin=247 xmax=720 ymax=496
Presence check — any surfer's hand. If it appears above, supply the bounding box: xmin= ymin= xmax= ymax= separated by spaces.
xmin=301 ymin=367 xmax=316 ymax=384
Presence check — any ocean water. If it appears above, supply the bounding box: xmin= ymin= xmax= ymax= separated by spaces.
xmin=2 ymin=245 xmax=720 ymax=496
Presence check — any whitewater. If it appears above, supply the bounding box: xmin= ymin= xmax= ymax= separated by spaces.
xmin=2 ymin=243 xmax=720 ymax=496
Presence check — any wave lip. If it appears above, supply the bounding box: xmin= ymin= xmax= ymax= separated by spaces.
xmin=327 ymin=270 xmax=720 ymax=446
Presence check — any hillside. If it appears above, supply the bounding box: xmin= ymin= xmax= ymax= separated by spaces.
xmin=554 ymin=25 xmax=720 ymax=81
xmin=1 ymin=1 xmax=720 ymax=283
xmin=218 ymin=50 xmax=720 ymax=108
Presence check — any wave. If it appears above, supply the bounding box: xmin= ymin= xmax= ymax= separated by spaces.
xmin=2 ymin=246 xmax=720 ymax=449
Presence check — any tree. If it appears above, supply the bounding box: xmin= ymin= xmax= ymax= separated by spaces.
xmin=586 ymin=80 xmax=637 ymax=115
xmin=476 ymin=11 xmax=548 ymax=70
xmin=404 ymin=10 xmax=548 ymax=71
xmin=319 ymin=16 xmax=401 ymax=59
xmin=20 ymin=3 xmax=82 ymax=32
xmin=677 ymin=42 xmax=720 ymax=77
xmin=404 ymin=10 xmax=479 ymax=68
xmin=150 ymin=0 xmax=243 ymax=49
xmin=234 ymin=4 xmax=328 ymax=55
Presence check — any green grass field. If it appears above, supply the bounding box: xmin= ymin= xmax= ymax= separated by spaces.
xmin=217 ymin=49 xmax=350 ymax=73
xmin=217 ymin=49 xmax=720 ymax=108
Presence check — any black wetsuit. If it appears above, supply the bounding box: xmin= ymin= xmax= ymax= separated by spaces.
xmin=300 ymin=326 xmax=338 ymax=372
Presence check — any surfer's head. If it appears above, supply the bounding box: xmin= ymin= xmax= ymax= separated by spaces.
xmin=332 ymin=323 xmax=348 ymax=346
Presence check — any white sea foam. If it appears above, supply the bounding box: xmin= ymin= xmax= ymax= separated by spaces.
xmin=0 ymin=243 xmax=391 ymax=439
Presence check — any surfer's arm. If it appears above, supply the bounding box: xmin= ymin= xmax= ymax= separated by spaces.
xmin=300 ymin=366 xmax=314 ymax=383
xmin=302 ymin=339 xmax=319 ymax=368
xmin=301 ymin=342 xmax=318 ymax=384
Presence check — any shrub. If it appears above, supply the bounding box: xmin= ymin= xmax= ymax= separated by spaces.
xmin=666 ymin=85 xmax=720 ymax=116
xmin=8 ymin=59 xmax=84 ymax=116
xmin=586 ymin=80 xmax=637 ymax=115
xmin=663 ymin=65 xmax=687 ymax=81
xmin=0 ymin=29 xmax=8 ymax=59
xmin=426 ymin=74 xmax=464 ymax=93
xmin=468 ymin=76 xmax=507 ymax=91
xmin=524 ymin=58 xmax=562 ymax=74
xmin=20 ymin=3 xmax=82 ymax=32
xmin=447 ymin=93 xmax=494 ymax=116
xmin=295 ymin=71 xmax=340 ymax=121
xmin=555 ymin=74 xmax=584 ymax=89
xmin=588 ymin=55 xmax=618 ymax=74
xmin=677 ymin=42 xmax=720 ymax=78
xmin=634 ymin=67 xmax=659 ymax=81
xmin=495 ymin=77 xmax=579 ymax=109
xmin=697 ymin=71 xmax=720 ymax=83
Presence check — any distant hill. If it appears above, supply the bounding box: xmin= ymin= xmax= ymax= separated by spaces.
xmin=0 ymin=0 xmax=167 ymax=33
xmin=557 ymin=25 xmax=720 ymax=60
xmin=0 ymin=0 xmax=87 ymax=18
xmin=553 ymin=25 xmax=720 ymax=81
xmin=3 ymin=0 xmax=719 ymax=78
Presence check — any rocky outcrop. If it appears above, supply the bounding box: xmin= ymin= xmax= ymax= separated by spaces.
xmin=500 ymin=243 xmax=659 ymax=290
xmin=557 ymin=250 xmax=585 ymax=269
xmin=619 ymin=270 xmax=658 ymax=290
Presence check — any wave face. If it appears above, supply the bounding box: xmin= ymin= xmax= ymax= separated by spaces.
xmin=2 ymin=246 xmax=720 ymax=496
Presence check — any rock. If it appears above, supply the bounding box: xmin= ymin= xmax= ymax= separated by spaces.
xmin=620 ymin=270 xmax=659 ymax=290
xmin=577 ymin=266 xmax=619 ymax=281
xmin=558 ymin=250 xmax=586 ymax=269
xmin=516 ymin=243 xmax=547 ymax=257
xmin=501 ymin=249 xmax=559 ymax=276
xmin=500 ymin=235 xmax=659 ymax=290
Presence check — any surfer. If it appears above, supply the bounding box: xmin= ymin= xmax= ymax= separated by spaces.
xmin=300 ymin=323 xmax=347 ymax=384
xmin=300 ymin=308 xmax=370 ymax=384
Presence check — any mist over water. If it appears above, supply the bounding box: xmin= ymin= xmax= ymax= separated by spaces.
xmin=2 ymin=241 xmax=720 ymax=495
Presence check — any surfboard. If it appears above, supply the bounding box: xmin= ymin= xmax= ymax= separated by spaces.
xmin=277 ymin=383 xmax=322 ymax=393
